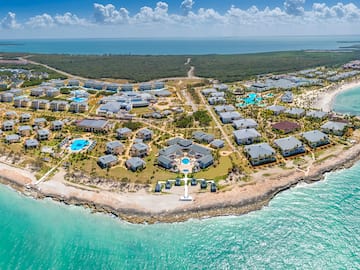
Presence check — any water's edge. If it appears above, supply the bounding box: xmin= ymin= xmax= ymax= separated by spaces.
xmin=1 ymin=147 xmax=360 ymax=225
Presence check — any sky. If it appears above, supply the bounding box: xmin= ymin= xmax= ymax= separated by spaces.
xmin=0 ymin=0 xmax=360 ymax=38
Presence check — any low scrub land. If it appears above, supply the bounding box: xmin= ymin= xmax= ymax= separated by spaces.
xmin=24 ymin=50 xmax=360 ymax=82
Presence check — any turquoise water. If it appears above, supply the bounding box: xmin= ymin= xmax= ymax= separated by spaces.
xmin=71 ymin=97 xmax=87 ymax=103
xmin=70 ymin=139 xmax=89 ymax=151
xmin=1 ymin=160 xmax=360 ymax=269
xmin=242 ymin=93 xmax=262 ymax=106
xmin=0 ymin=36 xmax=359 ymax=55
xmin=333 ymin=86 xmax=360 ymax=115
xmin=181 ymin=157 xmax=190 ymax=165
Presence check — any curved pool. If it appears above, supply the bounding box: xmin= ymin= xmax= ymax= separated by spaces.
xmin=181 ymin=158 xmax=190 ymax=165
xmin=71 ymin=97 xmax=88 ymax=103
xmin=70 ymin=139 xmax=90 ymax=151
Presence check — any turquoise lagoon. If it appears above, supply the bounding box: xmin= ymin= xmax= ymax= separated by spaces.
xmin=333 ymin=86 xmax=360 ymax=115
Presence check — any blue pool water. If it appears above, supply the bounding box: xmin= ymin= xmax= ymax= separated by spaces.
xmin=71 ymin=97 xmax=87 ymax=103
xmin=70 ymin=139 xmax=89 ymax=151
xmin=181 ymin=158 xmax=190 ymax=165
xmin=242 ymin=93 xmax=263 ymax=105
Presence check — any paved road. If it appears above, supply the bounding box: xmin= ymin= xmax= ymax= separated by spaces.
xmin=197 ymin=88 xmax=241 ymax=157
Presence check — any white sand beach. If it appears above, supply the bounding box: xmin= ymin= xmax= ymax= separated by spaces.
xmin=313 ymin=79 xmax=360 ymax=112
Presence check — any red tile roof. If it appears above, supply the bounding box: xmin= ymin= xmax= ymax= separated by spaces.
xmin=272 ymin=121 xmax=300 ymax=133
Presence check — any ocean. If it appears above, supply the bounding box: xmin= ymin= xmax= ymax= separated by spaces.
xmin=0 ymin=36 xmax=360 ymax=55
xmin=0 ymin=162 xmax=359 ymax=269
xmin=333 ymin=86 xmax=360 ymax=115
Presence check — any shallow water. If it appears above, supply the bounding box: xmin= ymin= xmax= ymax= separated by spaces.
xmin=333 ymin=86 xmax=360 ymax=115
xmin=0 ymin=161 xmax=359 ymax=269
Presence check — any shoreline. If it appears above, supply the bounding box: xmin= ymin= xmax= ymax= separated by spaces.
xmin=1 ymin=142 xmax=360 ymax=224
xmin=312 ymin=78 xmax=360 ymax=112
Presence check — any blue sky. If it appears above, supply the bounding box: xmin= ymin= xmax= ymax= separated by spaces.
xmin=0 ymin=0 xmax=360 ymax=38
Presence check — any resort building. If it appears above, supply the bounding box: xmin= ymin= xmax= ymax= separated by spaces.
xmin=210 ymin=139 xmax=225 ymax=149
xmin=5 ymin=111 xmax=17 ymax=119
xmin=139 ymin=82 xmax=152 ymax=91
xmin=306 ymin=110 xmax=328 ymax=120
xmin=18 ymin=125 xmax=32 ymax=137
xmin=97 ymin=102 xmax=123 ymax=115
xmin=274 ymin=137 xmax=305 ymax=157
xmin=321 ymin=121 xmax=348 ymax=136
xmin=192 ymin=131 xmax=215 ymax=144
xmin=208 ymin=97 xmax=226 ymax=105
xmin=30 ymin=88 xmax=45 ymax=97
xmin=214 ymin=105 xmax=236 ymax=114
xmin=266 ymin=105 xmax=285 ymax=115
xmin=25 ymin=139 xmax=39 ymax=149
xmin=272 ymin=121 xmax=300 ymax=134
xmin=68 ymin=79 xmax=80 ymax=87
xmin=233 ymin=129 xmax=261 ymax=145
xmin=219 ymin=111 xmax=242 ymax=124
xmin=50 ymin=101 xmax=69 ymax=111
xmin=284 ymin=108 xmax=305 ymax=118
xmin=5 ymin=134 xmax=20 ymax=144
xmin=302 ymin=130 xmax=330 ymax=148
xmin=99 ymin=92 xmax=153 ymax=109
xmin=84 ymin=80 xmax=104 ymax=90
xmin=51 ymin=120 xmax=64 ymax=131
xmin=69 ymin=102 xmax=88 ymax=113
xmin=53 ymin=80 xmax=65 ymax=88
xmin=20 ymin=113 xmax=31 ymax=123
xmin=121 ymin=84 xmax=134 ymax=92
xmin=154 ymin=81 xmax=165 ymax=90
xmin=130 ymin=143 xmax=149 ymax=158
xmin=46 ymin=88 xmax=60 ymax=98
xmin=33 ymin=118 xmax=47 ymax=128
xmin=125 ymin=157 xmax=146 ymax=172
xmin=76 ymin=119 xmax=110 ymax=133
xmin=37 ymin=129 xmax=50 ymax=141
xmin=244 ymin=143 xmax=276 ymax=166
xmin=97 ymin=155 xmax=118 ymax=169
xmin=31 ymin=99 xmax=50 ymax=110
xmin=214 ymin=83 xmax=229 ymax=91
xmin=2 ymin=120 xmax=14 ymax=131
xmin=233 ymin=119 xmax=258 ymax=130
xmin=14 ymin=97 xmax=31 ymax=108
xmin=136 ymin=128 xmax=153 ymax=141
xmin=106 ymin=141 xmax=124 ymax=155
xmin=0 ymin=92 xmax=14 ymax=102
xmin=116 ymin=127 xmax=132 ymax=139
xmin=106 ymin=83 xmax=119 ymax=92
xmin=281 ymin=91 xmax=293 ymax=103
xmin=157 ymin=138 xmax=214 ymax=172
xmin=201 ymin=88 xmax=218 ymax=96
xmin=8 ymin=88 xmax=23 ymax=96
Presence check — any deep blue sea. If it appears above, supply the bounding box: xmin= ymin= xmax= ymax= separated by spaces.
xmin=0 ymin=36 xmax=359 ymax=55
xmin=0 ymin=162 xmax=359 ymax=269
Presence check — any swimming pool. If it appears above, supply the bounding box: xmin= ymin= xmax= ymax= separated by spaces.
xmin=70 ymin=139 xmax=90 ymax=151
xmin=71 ymin=97 xmax=87 ymax=103
xmin=181 ymin=158 xmax=190 ymax=165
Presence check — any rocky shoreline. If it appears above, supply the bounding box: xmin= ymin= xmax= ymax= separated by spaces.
xmin=1 ymin=143 xmax=359 ymax=225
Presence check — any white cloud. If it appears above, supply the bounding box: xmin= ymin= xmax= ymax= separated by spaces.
xmin=93 ymin=3 xmax=129 ymax=24
xmin=312 ymin=2 xmax=360 ymax=20
xmin=27 ymin=13 xmax=55 ymax=28
xmin=55 ymin=12 xmax=88 ymax=26
xmin=3 ymin=1 xmax=360 ymax=37
xmin=284 ymin=0 xmax=306 ymax=16
xmin=181 ymin=0 xmax=195 ymax=15
xmin=1 ymin=12 xmax=20 ymax=29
